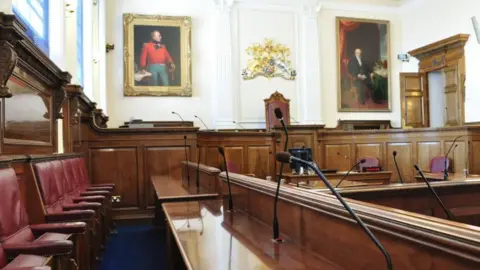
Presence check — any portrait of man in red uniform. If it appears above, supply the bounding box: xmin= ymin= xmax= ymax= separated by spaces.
xmin=138 ymin=30 xmax=176 ymax=86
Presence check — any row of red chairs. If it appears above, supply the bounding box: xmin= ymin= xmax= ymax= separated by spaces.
xmin=0 ymin=154 xmax=115 ymax=270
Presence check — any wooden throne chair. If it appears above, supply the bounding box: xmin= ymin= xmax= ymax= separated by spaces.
xmin=264 ymin=91 xmax=290 ymax=130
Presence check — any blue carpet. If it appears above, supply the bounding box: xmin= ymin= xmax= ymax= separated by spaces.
xmin=99 ymin=225 xmax=167 ymax=270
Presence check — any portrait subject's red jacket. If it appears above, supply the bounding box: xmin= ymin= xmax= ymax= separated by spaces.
xmin=140 ymin=42 xmax=173 ymax=68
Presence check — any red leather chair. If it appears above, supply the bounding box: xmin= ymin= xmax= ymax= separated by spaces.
xmin=1 ymin=244 xmax=51 ymax=270
xmin=430 ymin=156 xmax=450 ymax=173
xmin=226 ymin=162 xmax=240 ymax=174
xmin=0 ymin=167 xmax=86 ymax=269
xmin=358 ymin=156 xmax=379 ymax=172
xmin=32 ymin=159 xmax=104 ymax=268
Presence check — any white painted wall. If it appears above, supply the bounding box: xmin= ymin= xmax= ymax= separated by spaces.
xmin=0 ymin=0 xmax=12 ymax=13
xmin=319 ymin=3 xmax=402 ymax=127
xmin=401 ymin=0 xmax=480 ymax=123
xmin=105 ymin=0 xmax=217 ymax=128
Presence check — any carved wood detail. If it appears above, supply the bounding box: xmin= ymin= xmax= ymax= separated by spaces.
xmin=0 ymin=41 xmax=16 ymax=97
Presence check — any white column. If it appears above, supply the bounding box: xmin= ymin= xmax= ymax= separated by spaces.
xmin=97 ymin=0 xmax=107 ymax=114
xmin=64 ymin=1 xmax=78 ymax=83
xmin=82 ymin=0 xmax=94 ymax=98
xmin=0 ymin=0 xmax=12 ymax=14
xmin=298 ymin=4 xmax=323 ymax=124
xmin=213 ymin=0 xmax=235 ymax=129
xmin=48 ymin=0 xmax=67 ymax=153
xmin=49 ymin=0 xmax=66 ymax=69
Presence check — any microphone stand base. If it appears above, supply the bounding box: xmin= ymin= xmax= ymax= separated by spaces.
xmin=271 ymin=238 xmax=284 ymax=243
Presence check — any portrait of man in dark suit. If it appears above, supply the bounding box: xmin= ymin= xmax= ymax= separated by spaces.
xmin=348 ymin=48 xmax=373 ymax=105
xmin=337 ymin=17 xmax=390 ymax=111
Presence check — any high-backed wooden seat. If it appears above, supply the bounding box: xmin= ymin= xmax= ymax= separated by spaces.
xmin=264 ymin=91 xmax=290 ymax=130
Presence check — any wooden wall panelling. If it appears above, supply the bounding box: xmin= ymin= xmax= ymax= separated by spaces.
xmin=324 ymin=144 xmax=351 ymax=171
xmin=444 ymin=140 xmax=467 ymax=173
xmin=247 ymin=146 xmax=272 ymax=179
xmin=89 ymin=148 xmax=139 ymax=210
xmin=0 ymin=13 xmax=70 ymax=155
xmin=204 ymin=146 xmax=219 ymax=168
xmin=197 ymin=131 xmax=279 ymax=180
xmin=386 ymin=143 xmax=413 ymax=183
xmin=470 ymin=140 xmax=480 ymax=174
xmin=224 ymin=146 xmax=244 ymax=173
xmin=145 ymin=145 xmax=191 ymax=207
xmin=356 ymin=143 xmax=383 ymax=166
xmin=416 ymin=141 xmax=441 ymax=172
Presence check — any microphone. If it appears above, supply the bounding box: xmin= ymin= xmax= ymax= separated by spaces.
xmin=276 ymin=152 xmax=392 ymax=270
xmin=273 ymin=108 xmax=288 ymax=242
xmin=393 ymin=151 xmax=404 ymax=184
xmin=335 ymin=159 xmax=366 ymax=188
xmin=196 ymin=144 xmax=201 ymax=191
xmin=414 ymin=164 xmax=455 ymax=221
xmin=218 ymin=146 xmax=233 ymax=211
xmin=444 ymin=135 xmax=463 ymax=180
xmin=452 ymin=144 xmax=458 ymax=174
xmin=194 ymin=115 xmax=209 ymax=130
xmin=232 ymin=121 xmax=245 ymax=130
xmin=172 ymin=111 xmax=185 ymax=122
xmin=337 ymin=152 xmax=348 ymax=159
xmin=183 ymin=136 xmax=190 ymax=187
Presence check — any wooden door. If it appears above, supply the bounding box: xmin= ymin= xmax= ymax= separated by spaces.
xmin=400 ymin=72 xmax=429 ymax=128
xmin=443 ymin=66 xmax=461 ymax=126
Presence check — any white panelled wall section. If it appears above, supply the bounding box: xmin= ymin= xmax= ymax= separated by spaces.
xmin=2 ymin=0 xmax=480 ymax=135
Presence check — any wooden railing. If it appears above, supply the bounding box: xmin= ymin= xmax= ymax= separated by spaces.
xmin=219 ymin=173 xmax=480 ymax=269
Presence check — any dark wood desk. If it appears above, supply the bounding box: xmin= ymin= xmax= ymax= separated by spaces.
xmin=163 ymin=200 xmax=341 ymax=270
xmin=151 ymin=175 xmax=217 ymax=227
xmin=280 ymin=171 xmax=392 ymax=187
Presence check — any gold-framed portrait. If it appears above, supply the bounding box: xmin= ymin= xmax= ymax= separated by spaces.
xmin=123 ymin=14 xmax=192 ymax=97
xmin=336 ymin=17 xmax=391 ymax=112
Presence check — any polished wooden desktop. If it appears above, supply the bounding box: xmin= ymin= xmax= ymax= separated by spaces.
xmin=280 ymin=171 xmax=392 ymax=187
xmin=414 ymin=172 xmax=479 ymax=181
xmin=151 ymin=175 xmax=217 ymax=227
xmin=163 ymin=200 xmax=341 ymax=270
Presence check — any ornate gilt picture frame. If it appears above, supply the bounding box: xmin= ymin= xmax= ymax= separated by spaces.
xmin=123 ymin=14 xmax=192 ymax=97
xmin=336 ymin=17 xmax=391 ymax=112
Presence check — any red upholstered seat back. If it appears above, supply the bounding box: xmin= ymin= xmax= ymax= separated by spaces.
xmin=75 ymin=158 xmax=90 ymax=187
xmin=33 ymin=162 xmax=64 ymax=213
xmin=0 ymin=168 xmax=35 ymax=244
xmin=430 ymin=156 xmax=450 ymax=173
xmin=358 ymin=156 xmax=379 ymax=171
xmin=61 ymin=159 xmax=82 ymax=197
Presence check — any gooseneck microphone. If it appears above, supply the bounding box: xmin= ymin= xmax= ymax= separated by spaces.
xmin=183 ymin=136 xmax=190 ymax=187
xmin=194 ymin=115 xmax=209 ymax=130
xmin=273 ymin=108 xmax=288 ymax=242
xmin=414 ymin=164 xmax=455 ymax=221
xmin=335 ymin=159 xmax=366 ymax=188
xmin=276 ymin=152 xmax=392 ymax=270
xmin=172 ymin=111 xmax=185 ymax=122
xmin=218 ymin=147 xmax=233 ymax=211
xmin=444 ymin=135 xmax=463 ymax=180
xmin=232 ymin=121 xmax=246 ymax=130
xmin=196 ymin=144 xmax=201 ymax=191
xmin=393 ymin=151 xmax=404 ymax=184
